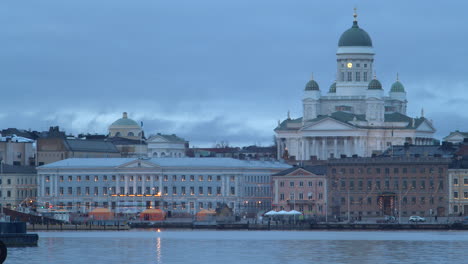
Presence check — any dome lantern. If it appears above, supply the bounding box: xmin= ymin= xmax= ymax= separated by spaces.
xmin=338 ymin=10 xmax=373 ymax=47
xmin=305 ymin=73 xmax=320 ymax=91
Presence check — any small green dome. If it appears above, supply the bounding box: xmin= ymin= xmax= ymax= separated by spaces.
xmin=390 ymin=80 xmax=405 ymax=92
xmin=368 ymin=79 xmax=382 ymax=90
xmin=110 ymin=112 xmax=140 ymax=128
xmin=305 ymin=79 xmax=319 ymax=91
xmin=329 ymin=82 xmax=336 ymax=93
xmin=338 ymin=21 xmax=373 ymax=47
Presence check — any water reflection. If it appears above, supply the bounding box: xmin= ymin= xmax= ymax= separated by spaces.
xmin=5 ymin=230 xmax=468 ymax=264
xmin=156 ymin=237 xmax=161 ymax=264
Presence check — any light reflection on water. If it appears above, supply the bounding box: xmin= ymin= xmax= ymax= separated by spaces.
xmin=6 ymin=229 xmax=468 ymax=264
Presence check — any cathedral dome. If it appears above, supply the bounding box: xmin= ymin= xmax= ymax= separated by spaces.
xmin=329 ymin=82 xmax=336 ymax=93
xmin=390 ymin=80 xmax=405 ymax=93
xmin=305 ymin=79 xmax=319 ymax=91
xmin=338 ymin=21 xmax=373 ymax=47
xmin=110 ymin=112 xmax=140 ymax=128
xmin=368 ymin=79 xmax=383 ymax=90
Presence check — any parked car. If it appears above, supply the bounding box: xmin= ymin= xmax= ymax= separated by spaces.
xmin=462 ymin=216 xmax=468 ymax=224
xmin=384 ymin=215 xmax=397 ymax=223
xmin=409 ymin=216 xmax=426 ymax=222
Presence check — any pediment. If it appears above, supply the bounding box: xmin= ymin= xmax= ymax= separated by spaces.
xmin=117 ymin=159 xmax=159 ymax=168
xmin=416 ymin=120 xmax=435 ymax=132
xmin=287 ymin=168 xmax=315 ymax=177
xmin=445 ymin=134 xmax=464 ymax=141
xmin=302 ymin=118 xmax=355 ymax=131
xmin=147 ymin=135 xmax=169 ymax=143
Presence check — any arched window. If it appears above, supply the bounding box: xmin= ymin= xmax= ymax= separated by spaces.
xmin=128 ymin=132 xmax=134 ymax=137
xmin=115 ymin=132 xmax=121 ymax=137
xmin=153 ymin=152 xmax=158 ymax=157
xmin=161 ymin=152 xmax=166 ymax=157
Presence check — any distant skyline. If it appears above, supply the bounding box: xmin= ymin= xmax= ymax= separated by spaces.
xmin=1 ymin=1 xmax=467 ymax=147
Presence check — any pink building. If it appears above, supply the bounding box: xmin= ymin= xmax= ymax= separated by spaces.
xmin=272 ymin=166 xmax=327 ymax=217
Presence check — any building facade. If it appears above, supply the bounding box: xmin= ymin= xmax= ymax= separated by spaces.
xmin=327 ymin=157 xmax=451 ymax=221
xmin=275 ymin=12 xmax=435 ymax=161
xmin=147 ymin=133 xmax=187 ymax=158
xmin=0 ymin=135 xmax=35 ymax=166
xmin=272 ymin=166 xmax=327 ymax=217
xmin=448 ymin=168 xmax=468 ymax=216
xmin=0 ymin=165 xmax=37 ymax=209
xmin=36 ymin=158 xmax=290 ymax=216
xmin=444 ymin=131 xmax=468 ymax=144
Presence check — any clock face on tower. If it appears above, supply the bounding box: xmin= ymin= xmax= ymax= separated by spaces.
xmin=347 ymin=62 xmax=353 ymax=68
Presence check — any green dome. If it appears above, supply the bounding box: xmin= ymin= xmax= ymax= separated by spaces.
xmin=390 ymin=80 xmax=405 ymax=92
xmin=368 ymin=79 xmax=382 ymax=90
xmin=110 ymin=112 xmax=140 ymax=127
xmin=305 ymin=79 xmax=319 ymax=91
xmin=338 ymin=21 xmax=373 ymax=47
xmin=329 ymin=82 xmax=336 ymax=93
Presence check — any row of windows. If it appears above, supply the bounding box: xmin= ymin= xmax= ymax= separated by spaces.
xmin=279 ymin=181 xmax=323 ymax=188
xmin=279 ymin=192 xmax=324 ymax=201
xmin=453 ymin=192 xmax=468 ymax=199
xmin=0 ymin=189 xmax=36 ymax=198
xmin=331 ymin=178 xmax=444 ymax=191
xmin=335 ymin=196 xmax=444 ymax=205
xmin=49 ymin=175 xmax=234 ymax=183
xmin=331 ymin=167 xmax=444 ymax=175
xmin=340 ymin=71 xmax=368 ymax=82
xmin=0 ymin=178 xmax=36 ymax=185
xmin=286 ymin=204 xmax=323 ymax=212
xmin=341 ymin=63 xmax=368 ymax=68
xmin=453 ymin=178 xmax=468 ymax=185
xmin=46 ymin=186 xmax=236 ymax=196
xmin=55 ymin=201 xmax=232 ymax=211
xmin=336 ymin=211 xmax=427 ymax=217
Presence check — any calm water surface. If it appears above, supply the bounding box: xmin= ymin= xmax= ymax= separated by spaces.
xmin=6 ymin=229 xmax=468 ymax=264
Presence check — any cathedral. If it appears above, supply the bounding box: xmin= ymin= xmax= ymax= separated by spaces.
xmin=275 ymin=12 xmax=436 ymax=161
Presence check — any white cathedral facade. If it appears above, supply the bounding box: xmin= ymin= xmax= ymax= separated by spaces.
xmin=275 ymin=13 xmax=436 ymax=161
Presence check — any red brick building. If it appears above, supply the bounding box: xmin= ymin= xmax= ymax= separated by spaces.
xmin=272 ymin=166 xmax=327 ymax=217
xmin=327 ymin=157 xmax=451 ymax=221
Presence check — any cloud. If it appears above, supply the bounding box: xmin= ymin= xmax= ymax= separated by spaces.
xmin=0 ymin=1 xmax=467 ymax=146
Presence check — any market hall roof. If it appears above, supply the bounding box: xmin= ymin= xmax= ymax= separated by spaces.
xmin=64 ymin=139 xmax=120 ymax=153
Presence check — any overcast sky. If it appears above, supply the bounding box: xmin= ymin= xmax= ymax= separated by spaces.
xmin=0 ymin=1 xmax=467 ymax=147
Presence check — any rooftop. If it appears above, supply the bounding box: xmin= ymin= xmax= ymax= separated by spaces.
xmin=38 ymin=158 xmax=291 ymax=170
xmin=64 ymin=139 xmax=120 ymax=153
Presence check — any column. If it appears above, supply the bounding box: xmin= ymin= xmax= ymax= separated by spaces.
xmin=344 ymin=138 xmax=348 ymax=157
xmin=359 ymin=137 xmax=364 ymax=156
xmin=305 ymin=138 xmax=310 ymax=160
xmin=312 ymin=138 xmax=317 ymax=158
xmin=124 ymin=175 xmax=128 ymax=194
xmin=115 ymin=175 xmax=119 ymax=195
xmin=322 ymin=137 xmax=327 ymax=160
xmin=333 ymin=137 xmax=338 ymax=158
xmin=353 ymin=137 xmax=358 ymax=156
xmin=276 ymin=139 xmax=281 ymax=160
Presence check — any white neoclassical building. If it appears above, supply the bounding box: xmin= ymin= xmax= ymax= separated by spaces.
xmin=108 ymin=112 xmax=143 ymax=140
xmin=36 ymin=158 xmax=290 ymax=216
xmin=147 ymin=133 xmax=187 ymax=158
xmin=275 ymin=12 xmax=436 ymax=161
